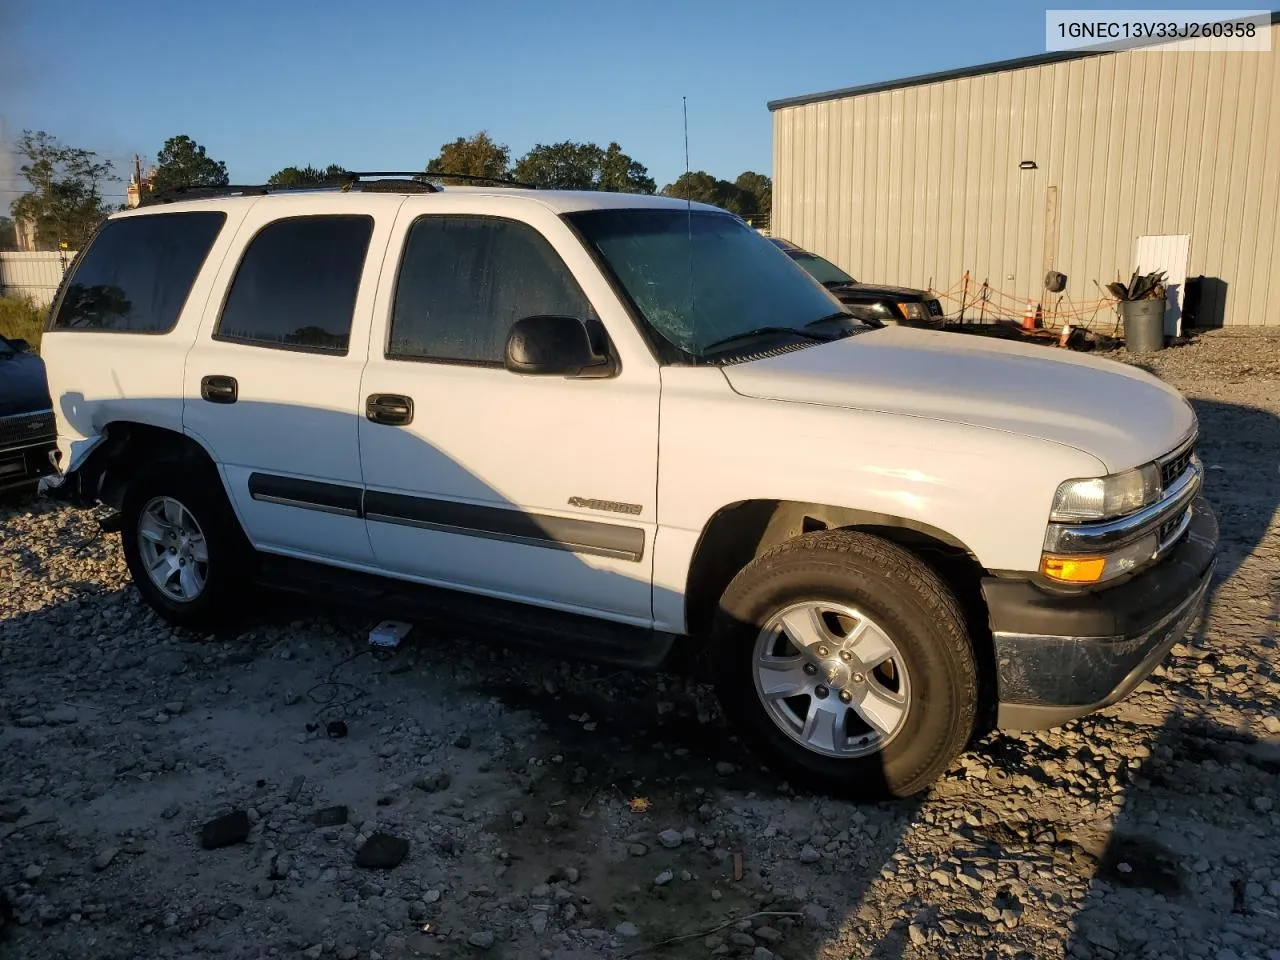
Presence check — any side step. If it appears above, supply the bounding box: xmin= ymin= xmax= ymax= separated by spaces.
xmin=254 ymin=554 xmax=676 ymax=672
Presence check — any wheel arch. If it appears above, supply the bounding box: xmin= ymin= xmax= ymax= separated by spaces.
xmin=62 ymin=420 xmax=225 ymax=513
xmin=683 ymin=498 xmax=998 ymax=731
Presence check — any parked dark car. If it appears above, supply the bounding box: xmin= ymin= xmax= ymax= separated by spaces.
xmin=769 ymin=237 xmax=945 ymax=328
xmin=0 ymin=334 xmax=57 ymax=495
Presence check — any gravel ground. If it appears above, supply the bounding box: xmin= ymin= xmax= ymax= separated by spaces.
xmin=2 ymin=330 xmax=1278 ymax=960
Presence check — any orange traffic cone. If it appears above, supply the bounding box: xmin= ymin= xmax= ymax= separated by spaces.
xmin=1022 ymin=301 xmax=1038 ymax=331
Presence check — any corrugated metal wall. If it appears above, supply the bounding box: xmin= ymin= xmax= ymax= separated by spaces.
xmin=0 ymin=252 xmax=76 ymax=308
xmin=772 ymin=25 xmax=1280 ymax=327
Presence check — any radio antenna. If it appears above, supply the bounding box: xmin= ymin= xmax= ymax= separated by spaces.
xmin=683 ymin=95 xmax=696 ymax=349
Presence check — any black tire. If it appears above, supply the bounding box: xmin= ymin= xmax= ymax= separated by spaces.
xmin=120 ymin=458 xmax=253 ymax=631
xmin=709 ymin=530 xmax=977 ymax=800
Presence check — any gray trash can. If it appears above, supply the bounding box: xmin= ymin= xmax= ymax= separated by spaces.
xmin=1119 ymin=299 xmax=1166 ymax=353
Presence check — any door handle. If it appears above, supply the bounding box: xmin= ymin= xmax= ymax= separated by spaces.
xmin=201 ymin=375 xmax=238 ymax=404
xmin=365 ymin=394 xmax=414 ymax=426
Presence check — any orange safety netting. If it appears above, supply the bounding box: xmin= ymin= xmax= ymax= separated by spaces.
xmin=924 ymin=271 xmax=1122 ymax=332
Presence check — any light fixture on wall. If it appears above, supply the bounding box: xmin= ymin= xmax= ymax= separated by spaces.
xmin=1019 ymin=160 xmax=1038 ymax=170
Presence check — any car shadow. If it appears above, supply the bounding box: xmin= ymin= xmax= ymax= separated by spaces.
xmin=1058 ymin=395 xmax=1280 ymax=958
xmin=2 ymin=391 xmax=942 ymax=960
xmin=10 ymin=384 xmax=1265 ymax=959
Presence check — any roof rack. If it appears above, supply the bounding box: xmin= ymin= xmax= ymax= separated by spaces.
xmin=145 ymin=170 xmax=536 ymax=204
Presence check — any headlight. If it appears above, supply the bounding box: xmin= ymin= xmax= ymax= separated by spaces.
xmin=1049 ymin=464 xmax=1161 ymax=522
xmin=896 ymin=301 xmax=928 ymax=320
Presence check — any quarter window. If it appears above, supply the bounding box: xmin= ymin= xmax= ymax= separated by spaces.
xmin=49 ymin=211 xmax=226 ymax=333
xmin=215 ymin=215 xmax=373 ymax=354
xmin=389 ymin=216 xmax=594 ymax=364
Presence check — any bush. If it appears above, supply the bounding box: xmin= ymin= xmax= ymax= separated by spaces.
xmin=0 ymin=296 xmax=47 ymax=353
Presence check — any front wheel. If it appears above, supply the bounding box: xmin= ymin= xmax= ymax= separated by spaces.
xmin=120 ymin=460 xmax=252 ymax=630
xmin=709 ymin=530 xmax=977 ymax=800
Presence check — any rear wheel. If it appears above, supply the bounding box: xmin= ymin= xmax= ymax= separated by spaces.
xmin=120 ymin=460 xmax=252 ymax=630
xmin=709 ymin=530 xmax=977 ymax=800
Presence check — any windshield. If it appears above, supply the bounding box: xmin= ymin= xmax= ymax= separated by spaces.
xmin=792 ymin=252 xmax=855 ymax=285
xmin=567 ymin=208 xmax=846 ymax=359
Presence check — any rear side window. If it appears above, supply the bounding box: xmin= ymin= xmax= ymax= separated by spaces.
xmin=214 ymin=215 xmax=373 ymax=354
xmin=49 ymin=211 xmax=226 ymax=333
xmin=389 ymin=215 xmax=594 ymax=365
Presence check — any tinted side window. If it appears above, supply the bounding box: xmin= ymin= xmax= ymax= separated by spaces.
xmin=50 ymin=212 xmax=226 ymax=333
xmin=215 ymin=216 xmax=373 ymax=354
xmin=389 ymin=216 xmax=594 ymax=364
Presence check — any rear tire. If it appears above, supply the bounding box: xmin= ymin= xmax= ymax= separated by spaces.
xmin=709 ymin=530 xmax=977 ymax=800
xmin=120 ymin=459 xmax=252 ymax=631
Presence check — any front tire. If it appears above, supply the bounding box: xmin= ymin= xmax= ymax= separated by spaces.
xmin=120 ymin=460 xmax=252 ymax=630
xmin=709 ymin=530 xmax=977 ymax=800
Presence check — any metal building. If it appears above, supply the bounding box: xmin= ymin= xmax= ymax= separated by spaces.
xmin=769 ymin=14 xmax=1280 ymax=329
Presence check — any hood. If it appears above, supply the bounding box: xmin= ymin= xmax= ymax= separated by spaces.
xmin=720 ymin=326 xmax=1195 ymax=472
xmin=0 ymin=349 xmax=53 ymax=418
xmin=834 ymin=281 xmax=930 ymax=300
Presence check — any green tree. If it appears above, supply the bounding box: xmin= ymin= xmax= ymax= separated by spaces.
xmin=426 ymin=131 xmax=510 ymax=183
xmin=660 ymin=171 xmax=749 ymax=214
xmin=8 ymin=130 xmax=114 ymax=250
xmin=734 ymin=171 xmax=772 ymax=223
xmin=150 ymin=135 xmax=229 ymax=195
xmin=513 ymin=141 xmax=604 ymax=190
xmin=0 ymin=215 xmax=16 ymax=251
xmin=267 ymin=164 xmax=349 ymax=188
xmin=598 ymin=143 xmax=655 ymax=194
xmin=512 ymin=140 xmax=656 ymax=193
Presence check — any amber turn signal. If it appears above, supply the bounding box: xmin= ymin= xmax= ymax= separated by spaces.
xmin=1040 ymin=554 xmax=1107 ymax=584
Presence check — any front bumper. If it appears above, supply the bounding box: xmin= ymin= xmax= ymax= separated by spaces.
xmin=0 ymin=441 xmax=57 ymax=494
xmin=985 ymin=496 xmax=1218 ymax=730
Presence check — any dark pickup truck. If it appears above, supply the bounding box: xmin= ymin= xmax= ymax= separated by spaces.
xmin=770 ymin=237 xmax=945 ymax=327
xmin=0 ymin=334 xmax=56 ymax=495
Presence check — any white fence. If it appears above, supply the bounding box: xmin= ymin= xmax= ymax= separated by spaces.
xmin=0 ymin=251 xmax=77 ymax=308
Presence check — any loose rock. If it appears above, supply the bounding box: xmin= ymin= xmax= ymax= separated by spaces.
xmin=658 ymin=829 xmax=684 ymax=849
xmin=200 ymin=810 xmax=251 ymax=850
xmin=355 ymin=833 xmax=410 ymax=869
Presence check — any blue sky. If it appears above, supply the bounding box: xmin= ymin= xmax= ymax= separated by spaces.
xmin=4 ymin=0 xmax=1079 ymax=203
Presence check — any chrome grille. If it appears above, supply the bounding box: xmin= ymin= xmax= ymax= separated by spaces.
xmin=1159 ymin=439 xmax=1196 ymax=489
xmin=0 ymin=410 xmax=56 ymax=449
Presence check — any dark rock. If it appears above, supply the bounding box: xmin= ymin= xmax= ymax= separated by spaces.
xmin=201 ymin=810 xmax=251 ymax=850
xmin=269 ymin=853 xmax=292 ymax=879
xmin=658 ymin=829 xmax=683 ymax=849
xmin=312 ymin=805 xmax=349 ymax=827
xmin=454 ymin=733 xmax=472 ymax=749
xmin=355 ymin=832 xmax=410 ymax=869
xmin=468 ymin=930 xmax=495 ymax=949
xmin=215 ymin=902 xmax=243 ymax=921
xmin=415 ymin=771 xmax=452 ymax=793
xmin=0 ymin=803 xmax=28 ymax=824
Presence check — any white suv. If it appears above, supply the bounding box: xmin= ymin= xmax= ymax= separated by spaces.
xmin=37 ymin=175 xmax=1218 ymax=799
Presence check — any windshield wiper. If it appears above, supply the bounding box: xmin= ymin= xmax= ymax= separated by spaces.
xmin=804 ymin=311 xmax=854 ymax=328
xmin=702 ymin=326 xmax=834 ymax=353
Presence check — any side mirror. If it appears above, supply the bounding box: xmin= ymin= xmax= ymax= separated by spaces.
xmin=504 ymin=315 xmax=613 ymax=378
xmin=8 ymin=339 xmax=30 ymax=353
